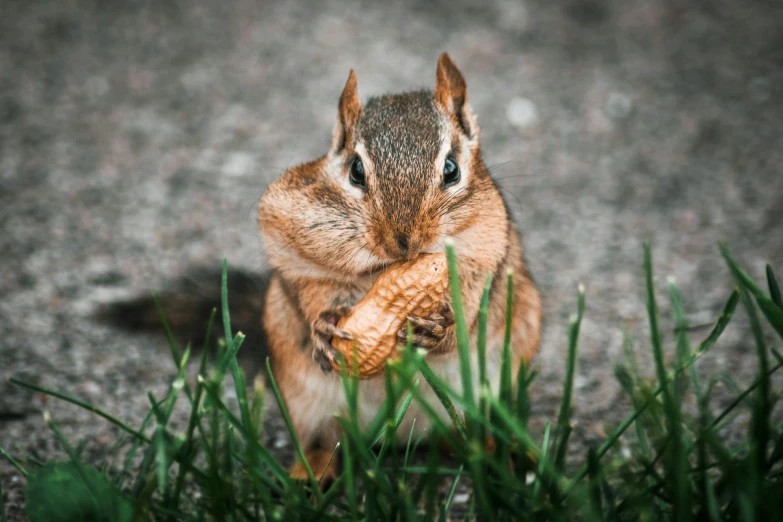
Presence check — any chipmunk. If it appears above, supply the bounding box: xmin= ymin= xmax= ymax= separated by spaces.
xmin=258 ymin=53 xmax=541 ymax=482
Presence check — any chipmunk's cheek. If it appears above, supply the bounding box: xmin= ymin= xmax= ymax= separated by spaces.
xmin=354 ymin=247 xmax=389 ymax=276
xmin=432 ymin=217 xmax=459 ymax=245
xmin=422 ymin=230 xmax=447 ymax=254
xmin=412 ymin=227 xmax=440 ymax=257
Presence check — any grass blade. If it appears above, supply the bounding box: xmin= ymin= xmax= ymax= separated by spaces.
xmin=402 ymin=418 xmax=416 ymax=483
xmin=587 ymin=447 xmax=604 ymax=520
xmin=370 ymin=386 xmax=416 ymax=448
xmin=532 ymin=422 xmax=551 ymax=503
xmin=555 ymin=283 xmax=585 ymax=472
xmin=643 ymin=242 xmax=690 ymax=521
xmin=389 ymin=358 xmax=461 ymax=449
xmin=151 ymin=294 xmax=183 ymax=369
xmin=553 ymin=424 xmax=573 ymax=474
xmin=477 ymin=272 xmax=493 ymax=445
xmin=220 ymin=258 xmax=234 ymax=350
xmin=9 ymin=379 xmax=149 ymax=444
xmin=438 ymin=464 xmax=464 ymax=522
xmin=445 ymin=240 xmax=474 ymax=410
xmin=670 ymin=278 xmax=721 ymax=522
xmin=0 ymin=445 xmax=27 ymax=477
xmin=423 ymin=436 xmax=440 ymax=520
xmin=404 ymin=346 xmax=467 ymax=441
xmin=514 ymin=359 xmax=533 ymax=483
xmin=220 ymin=260 xmax=253 ymax=430
xmin=319 ymin=443 xmax=340 ymax=488
xmin=723 ymin=247 xmax=772 ymax=476
xmin=720 ymin=244 xmax=767 ymax=297
xmin=711 ymin=361 xmax=782 ymax=429
xmin=739 ymin=287 xmax=770 ymax=474
xmin=668 ymin=278 xmax=691 ymax=402
xmin=767 ymin=264 xmax=782 ymax=309
xmin=152 ymin=411 xmax=169 ymax=497
xmin=265 ymin=357 xmax=320 ymax=497
xmin=500 ymin=271 xmax=514 ymax=410
xmin=516 ymin=359 xmax=531 ymax=431
xmin=721 ymin=245 xmax=783 ymax=340
xmin=148 ymin=345 xmax=190 ymax=496
xmin=168 ymin=308 xmax=216 ymax=516
xmin=477 ymin=273 xmax=493 ymax=392
xmin=494 ymin=271 xmax=515 ymax=469
xmin=557 ymin=283 xmax=585 ymax=431
xmin=342 ymin=432 xmax=358 ymax=522
xmin=375 ymin=366 xmax=399 ymax=479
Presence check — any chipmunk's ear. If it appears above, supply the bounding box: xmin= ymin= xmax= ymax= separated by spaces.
xmin=434 ymin=53 xmax=478 ymax=140
xmin=331 ymin=70 xmax=362 ymax=152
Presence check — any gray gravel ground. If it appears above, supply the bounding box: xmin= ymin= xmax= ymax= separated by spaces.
xmin=1 ymin=0 xmax=782 ymax=519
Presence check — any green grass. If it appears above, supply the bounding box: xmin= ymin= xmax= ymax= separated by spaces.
xmin=2 ymin=242 xmax=783 ymax=521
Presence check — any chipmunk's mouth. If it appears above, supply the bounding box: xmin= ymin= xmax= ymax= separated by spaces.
xmin=358 ymin=261 xmax=392 ymax=276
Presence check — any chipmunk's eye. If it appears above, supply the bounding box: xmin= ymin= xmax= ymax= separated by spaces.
xmin=442 ymin=156 xmax=460 ymax=187
xmin=349 ymin=157 xmax=366 ymax=188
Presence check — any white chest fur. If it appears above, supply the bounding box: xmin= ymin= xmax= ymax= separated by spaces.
xmin=289 ymin=348 xmax=502 ymax=445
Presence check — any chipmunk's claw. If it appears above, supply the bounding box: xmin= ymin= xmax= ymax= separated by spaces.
xmin=397 ymin=299 xmax=454 ymax=350
xmin=312 ymin=306 xmax=354 ymax=373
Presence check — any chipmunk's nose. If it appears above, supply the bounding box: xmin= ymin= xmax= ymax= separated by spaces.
xmin=383 ymin=231 xmax=418 ymax=260
xmin=395 ymin=233 xmax=409 ymax=255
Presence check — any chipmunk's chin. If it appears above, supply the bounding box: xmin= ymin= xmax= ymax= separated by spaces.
xmin=360 ymin=248 xmax=443 ymax=274
xmin=422 ymin=242 xmax=446 ymax=255
xmin=357 ymin=261 xmax=391 ymax=277
xmin=357 ymin=237 xmax=444 ymax=275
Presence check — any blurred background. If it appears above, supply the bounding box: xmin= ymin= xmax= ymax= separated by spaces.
xmin=1 ymin=0 xmax=781 ymax=517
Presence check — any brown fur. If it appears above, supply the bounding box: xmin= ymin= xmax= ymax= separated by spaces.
xmin=258 ymin=53 xmax=541 ymax=481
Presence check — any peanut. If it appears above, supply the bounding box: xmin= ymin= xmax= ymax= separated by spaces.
xmin=330 ymin=253 xmax=449 ymax=378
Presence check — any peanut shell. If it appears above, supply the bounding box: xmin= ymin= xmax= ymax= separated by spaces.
xmin=331 ymin=253 xmax=449 ymax=378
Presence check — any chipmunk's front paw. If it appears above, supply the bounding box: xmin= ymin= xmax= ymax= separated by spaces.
xmin=396 ymin=299 xmax=454 ymax=350
xmin=311 ymin=305 xmax=353 ymax=373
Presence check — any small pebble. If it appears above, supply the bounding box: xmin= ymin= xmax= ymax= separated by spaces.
xmin=221 ymin=152 xmax=254 ymax=177
xmin=452 ymin=493 xmax=471 ymax=504
xmin=80 ymin=380 xmax=101 ymax=396
xmin=181 ymin=65 xmax=214 ymax=91
xmin=496 ymin=0 xmax=531 ymax=33
xmin=685 ymin=310 xmax=714 ymax=326
xmin=605 ymin=92 xmax=633 ymax=120
xmin=506 ymin=97 xmax=539 ymax=131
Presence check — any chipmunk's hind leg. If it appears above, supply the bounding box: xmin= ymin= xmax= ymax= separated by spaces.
xmin=289 ymin=426 xmax=341 ymax=489
xmin=289 ymin=448 xmax=339 ymax=488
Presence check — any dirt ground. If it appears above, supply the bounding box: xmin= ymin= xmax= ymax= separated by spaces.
xmin=1 ymin=0 xmax=782 ymax=519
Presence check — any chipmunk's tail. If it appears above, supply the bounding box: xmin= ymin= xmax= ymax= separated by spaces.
xmin=95 ymin=266 xmax=270 ymax=370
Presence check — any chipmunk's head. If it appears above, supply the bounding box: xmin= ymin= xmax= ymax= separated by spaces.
xmin=323 ymin=53 xmax=500 ymax=268
xmin=260 ymin=54 xmax=507 ymax=277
